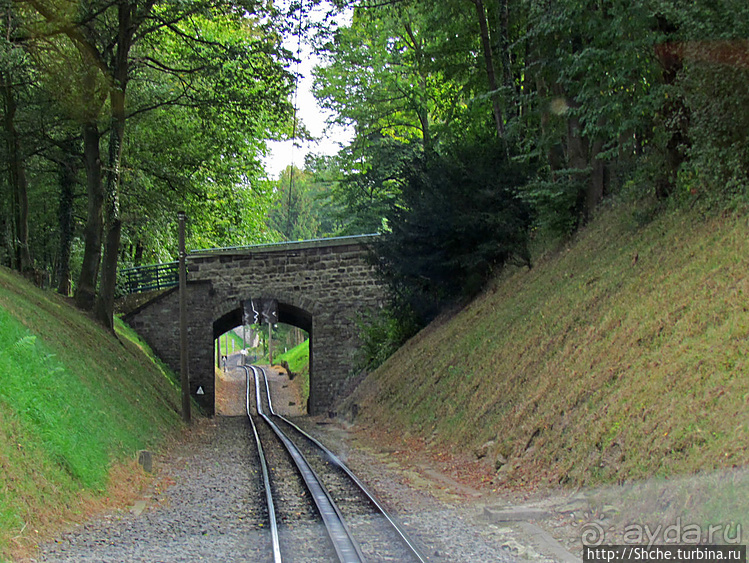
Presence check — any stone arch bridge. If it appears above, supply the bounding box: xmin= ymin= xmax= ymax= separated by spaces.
xmin=124 ymin=235 xmax=383 ymax=415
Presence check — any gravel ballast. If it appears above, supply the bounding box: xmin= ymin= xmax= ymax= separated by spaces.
xmin=34 ymin=414 xmax=535 ymax=563
xmin=38 ymin=418 xmax=270 ymax=562
xmin=36 ymin=366 xmax=574 ymax=562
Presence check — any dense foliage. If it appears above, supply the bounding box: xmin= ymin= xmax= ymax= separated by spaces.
xmin=375 ymin=137 xmax=532 ymax=328
xmin=0 ymin=0 xmax=294 ymax=327
xmin=2 ymin=0 xmax=747 ymax=340
xmin=266 ymin=163 xmax=344 ymax=240
xmin=307 ymin=0 xmax=749 ymax=362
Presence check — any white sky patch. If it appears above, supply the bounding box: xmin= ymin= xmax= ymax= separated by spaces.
xmin=263 ymin=2 xmax=354 ymax=179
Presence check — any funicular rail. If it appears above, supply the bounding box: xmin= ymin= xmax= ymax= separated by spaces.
xmin=243 ymin=364 xmax=427 ymax=563
xmin=243 ymin=367 xmax=282 ymax=563
xmin=242 ymin=365 xmax=362 ymax=562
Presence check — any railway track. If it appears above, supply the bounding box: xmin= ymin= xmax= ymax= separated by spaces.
xmin=241 ymin=365 xmax=428 ymax=563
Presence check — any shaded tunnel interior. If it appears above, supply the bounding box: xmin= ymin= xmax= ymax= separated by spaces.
xmin=213 ymin=301 xmax=313 ymax=340
xmin=212 ymin=301 xmax=314 ymax=415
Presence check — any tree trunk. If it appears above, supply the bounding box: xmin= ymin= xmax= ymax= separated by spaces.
xmin=535 ymin=75 xmax=558 ymax=178
xmin=94 ymin=0 xmax=133 ymax=330
xmin=568 ymin=111 xmax=607 ymax=221
xmin=496 ymin=0 xmax=514 ymax=113
xmin=95 ymin=202 xmax=121 ymax=330
xmin=586 ymin=136 xmax=606 ymax=218
xmin=75 ymin=121 xmax=104 ymax=310
xmin=57 ymin=152 xmax=77 ymax=296
xmin=57 ymin=163 xmax=75 ymax=295
xmin=471 ymin=0 xmax=504 ymax=137
xmin=403 ymin=21 xmax=433 ymax=153
xmin=133 ymin=240 xmax=144 ymax=266
xmin=566 ymin=111 xmax=589 ymax=222
xmin=654 ymin=15 xmax=689 ymax=199
xmin=94 ymin=91 xmax=125 ymax=331
xmin=1 ymin=71 xmax=32 ymax=273
xmin=1 ymin=216 xmax=11 ymax=267
xmin=216 ymin=335 xmax=221 ymax=368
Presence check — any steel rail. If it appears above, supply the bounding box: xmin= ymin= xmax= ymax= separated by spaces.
xmin=248 ymin=365 xmax=365 ymax=563
xmin=257 ymin=367 xmax=429 ymax=563
xmin=240 ymin=365 xmax=282 ymax=563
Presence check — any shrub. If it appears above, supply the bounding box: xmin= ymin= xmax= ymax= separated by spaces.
xmin=375 ymin=138 xmax=533 ymax=331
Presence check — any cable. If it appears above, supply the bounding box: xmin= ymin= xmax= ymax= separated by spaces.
xmin=286 ymin=0 xmax=305 ymax=240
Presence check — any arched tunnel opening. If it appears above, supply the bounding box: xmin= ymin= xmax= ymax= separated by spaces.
xmin=212 ymin=301 xmax=313 ymax=416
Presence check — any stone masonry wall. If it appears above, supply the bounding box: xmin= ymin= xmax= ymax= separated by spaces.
xmin=124 ymin=238 xmax=383 ymax=415
xmin=124 ymin=282 xmax=215 ymax=413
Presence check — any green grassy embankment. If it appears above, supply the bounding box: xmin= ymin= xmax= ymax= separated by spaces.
xmin=220 ymin=329 xmax=244 ymax=355
xmin=0 ymin=267 xmax=183 ymax=560
xmin=275 ymin=339 xmax=310 ymax=406
xmin=343 ymin=202 xmax=748 ymax=496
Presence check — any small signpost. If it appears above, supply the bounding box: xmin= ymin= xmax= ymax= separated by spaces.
xmin=244 ymin=298 xmax=278 ymax=364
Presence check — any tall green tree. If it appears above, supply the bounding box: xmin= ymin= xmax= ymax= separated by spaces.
xmin=0 ymin=1 xmax=34 ymax=274
xmin=313 ymin=0 xmax=483 ymax=233
xmin=19 ymin=0 xmax=294 ymax=328
xmin=376 ymin=135 xmax=532 ymax=330
xmin=119 ymin=10 xmax=293 ymax=259
xmin=267 ymin=164 xmax=340 ymax=241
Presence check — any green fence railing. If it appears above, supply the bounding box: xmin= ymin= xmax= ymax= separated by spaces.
xmin=121 ymin=261 xmax=180 ymax=294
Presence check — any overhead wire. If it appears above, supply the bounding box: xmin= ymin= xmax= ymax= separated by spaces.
xmin=286 ymin=0 xmax=305 ymax=240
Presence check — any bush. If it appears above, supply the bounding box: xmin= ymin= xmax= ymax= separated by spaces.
xmin=677 ymin=60 xmax=749 ymax=204
xmin=354 ymin=308 xmax=417 ymax=372
xmin=375 ymin=138 xmax=533 ymax=331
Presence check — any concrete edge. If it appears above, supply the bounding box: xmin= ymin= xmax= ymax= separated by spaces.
xmin=482 ymin=505 xmax=582 ymax=563
xmin=516 ymin=521 xmax=583 ymax=563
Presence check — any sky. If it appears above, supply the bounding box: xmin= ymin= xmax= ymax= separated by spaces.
xmin=261 ymin=4 xmax=354 ymax=179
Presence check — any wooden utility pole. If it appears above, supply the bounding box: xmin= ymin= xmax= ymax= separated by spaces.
xmin=268 ymin=321 xmax=273 ymax=365
xmin=216 ymin=336 xmax=221 ymax=368
xmin=178 ymin=211 xmax=191 ymax=423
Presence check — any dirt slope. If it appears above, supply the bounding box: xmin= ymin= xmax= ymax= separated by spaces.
xmin=341 ymin=203 xmax=748 ymax=491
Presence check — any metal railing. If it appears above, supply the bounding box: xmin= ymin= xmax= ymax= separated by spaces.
xmin=121 ymin=261 xmax=180 ymax=294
